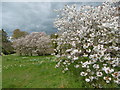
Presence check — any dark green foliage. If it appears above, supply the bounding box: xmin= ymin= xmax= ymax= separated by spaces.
xmin=0 ymin=29 xmax=14 ymax=55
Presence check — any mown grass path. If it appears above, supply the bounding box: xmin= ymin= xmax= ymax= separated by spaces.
xmin=2 ymin=55 xmax=85 ymax=88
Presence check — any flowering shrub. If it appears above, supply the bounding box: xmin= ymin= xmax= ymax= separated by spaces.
xmin=13 ymin=32 xmax=53 ymax=56
xmin=53 ymin=2 xmax=120 ymax=88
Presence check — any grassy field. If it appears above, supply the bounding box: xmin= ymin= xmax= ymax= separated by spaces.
xmin=2 ymin=54 xmax=120 ymax=88
xmin=0 ymin=56 xmax=2 ymax=89
xmin=2 ymin=54 xmax=87 ymax=88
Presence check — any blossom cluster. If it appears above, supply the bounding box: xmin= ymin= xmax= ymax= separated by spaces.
xmin=13 ymin=32 xmax=53 ymax=56
xmin=53 ymin=2 xmax=120 ymax=87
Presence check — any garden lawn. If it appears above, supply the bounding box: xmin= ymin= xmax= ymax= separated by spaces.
xmin=2 ymin=55 xmax=119 ymax=88
xmin=2 ymin=54 xmax=87 ymax=88
xmin=0 ymin=56 xmax=2 ymax=89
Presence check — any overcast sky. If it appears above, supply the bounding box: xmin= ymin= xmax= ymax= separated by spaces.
xmin=1 ymin=2 xmax=103 ymax=36
xmin=1 ymin=0 xmax=106 ymax=2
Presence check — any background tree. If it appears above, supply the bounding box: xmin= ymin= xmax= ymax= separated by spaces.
xmin=12 ymin=29 xmax=28 ymax=39
xmin=0 ymin=29 xmax=14 ymax=55
xmin=13 ymin=32 xmax=53 ymax=56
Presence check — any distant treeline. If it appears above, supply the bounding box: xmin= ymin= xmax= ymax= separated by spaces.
xmin=0 ymin=29 xmax=58 ymax=56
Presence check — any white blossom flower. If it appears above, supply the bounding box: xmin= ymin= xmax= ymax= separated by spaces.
xmin=93 ymin=64 xmax=99 ymax=69
xmin=102 ymin=67 xmax=114 ymax=74
xmin=83 ymin=53 xmax=88 ymax=57
xmin=56 ymin=55 xmax=60 ymax=57
xmin=72 ymin=49 xmax=79 ymax=54
xmin=114 ymin=79 xmax=120 ymax=84
xmin=85 ymin=78 xmax=90 ymax=82
xmin=87 ymin=69 xmax=91 ymax=72
xmin=73 ymin=57 xmax=78 ymax=60
xmin=80 ymin=72 xmax=88 ymax=76
xmin=63 ymin=62 xmax=66 ymax=65
xmin=86 ymin=49 xmax=91 ymax=53
xmin=67 ymin=55 xmax=71 ymax=59
xmin=64 ymin=68 xmax=69 ymax=71
xmin=103 ymin=77 xmax=111 ymax=83
xmin=83 ymin=43 xmax=90 ymax=49
xmin=74 ymin=65 xmax=80 ymax=68
xmin=96 ymin=72 xmax=103 ymax=77
xmin=112 ymin=72 xmax=120 ymax=78
xmin=66 ymin=49 xmax=72 ymax=52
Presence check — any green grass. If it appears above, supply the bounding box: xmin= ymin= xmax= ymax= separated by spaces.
xmin=0 ymin=56 xmax=2 ymax=89
xmin=2 ymin=54 xmax=119 ymax=88
xmin=2 ymin=54 xmax=87 ymax=88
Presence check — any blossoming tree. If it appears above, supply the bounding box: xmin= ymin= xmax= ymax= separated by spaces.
xmin=53 ymin=2 xmax=120 ymax=88
xmin=13 ymin=32 xmax=53 ymax=56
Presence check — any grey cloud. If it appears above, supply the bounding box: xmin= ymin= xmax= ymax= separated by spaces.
xmin=2 ymin=2 xmax=102 ymax=36
xmin=0 ymin=2 xmax=2 ymax=29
